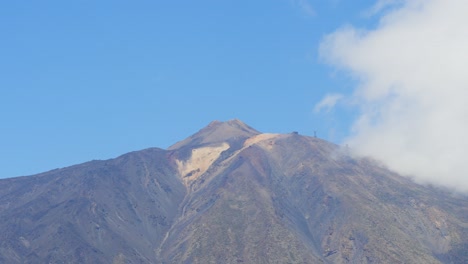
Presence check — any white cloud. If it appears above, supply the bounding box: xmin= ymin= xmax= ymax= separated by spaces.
xmin=320 ymin=0 xmax=468 ymax=193
xmin=314 ymin=93 xmax=343 ymax=113
xmin=292 ymin=0 xmax=316 ymax=17
xmin=363 ymin=0 xmax=404 ymax=17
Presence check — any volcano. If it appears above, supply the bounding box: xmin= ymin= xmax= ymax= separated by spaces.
xmin=0 ymin=120 xmax=466 ymax=263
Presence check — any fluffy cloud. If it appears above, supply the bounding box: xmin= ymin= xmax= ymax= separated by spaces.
xmin=319 ymin=0 xmax=468 ymax=192
xmin=314 ymin=93 xmax=343 ymax=113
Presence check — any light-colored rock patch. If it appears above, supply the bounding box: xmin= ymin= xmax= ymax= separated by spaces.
xmin=176 ymin=134 xmax=280 ymax=187
xmin=176 ymin=143 xmax=230 ymax=185
xmin=244 ymin=133 xmax=280 ymax=150
xmin=217 ymin=134 xmax=282 ymax=168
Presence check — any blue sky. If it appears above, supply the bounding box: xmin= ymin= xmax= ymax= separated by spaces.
xmin=1 ymin=1 xmax=383 ymax=178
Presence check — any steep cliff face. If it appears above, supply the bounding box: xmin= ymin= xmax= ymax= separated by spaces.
xmin=0 ymin=120 xmax=466 ymax=263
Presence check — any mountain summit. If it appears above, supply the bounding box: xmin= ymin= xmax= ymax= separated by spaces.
xmin=168 ymin=119 xmax=260 ymax=150
xmin=0 ymin=120 xmax=466 ymax=263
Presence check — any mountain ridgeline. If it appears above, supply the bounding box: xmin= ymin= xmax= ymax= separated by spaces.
xmin=0 ymin=120 xmax=466 ymax=263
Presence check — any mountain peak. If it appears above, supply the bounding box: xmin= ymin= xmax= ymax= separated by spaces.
xmin=225 ymin=118 xmax=245 ymax=126
xmin=205 ymin=119 xmax=251 ymax=128
xmin=168 ymin=119 xmax=260 ymax=150
xmin=1 ymin=120 xmax=467 ymax=263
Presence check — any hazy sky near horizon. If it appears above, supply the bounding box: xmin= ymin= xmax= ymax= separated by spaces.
xmin=2 ymin=0 xmax=467 ymax=192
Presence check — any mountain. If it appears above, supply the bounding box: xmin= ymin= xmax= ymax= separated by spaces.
xmin=0 ymin=120 xmax=466 ymax=263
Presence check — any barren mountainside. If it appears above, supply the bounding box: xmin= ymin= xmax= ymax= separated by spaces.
xmin=0 ymin=120 xmax=466 ymax=263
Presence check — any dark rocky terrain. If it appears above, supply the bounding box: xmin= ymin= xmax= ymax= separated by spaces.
xmin=0 ymin=120 xmax=466 ymax=263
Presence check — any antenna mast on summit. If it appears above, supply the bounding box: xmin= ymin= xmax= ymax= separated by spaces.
xmin=314 ymin=131 xmax=317 ymax=138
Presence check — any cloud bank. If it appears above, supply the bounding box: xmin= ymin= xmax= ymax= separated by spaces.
xmin=319 ymin=0 xmax=468 ymax=192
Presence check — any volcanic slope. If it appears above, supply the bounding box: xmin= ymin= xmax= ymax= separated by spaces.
xmin=0 ymin=119 xmax=466 ymax=264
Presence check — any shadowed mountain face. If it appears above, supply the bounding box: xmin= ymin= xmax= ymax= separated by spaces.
xmin=0 ymin=120 xmax=466 ymax=263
